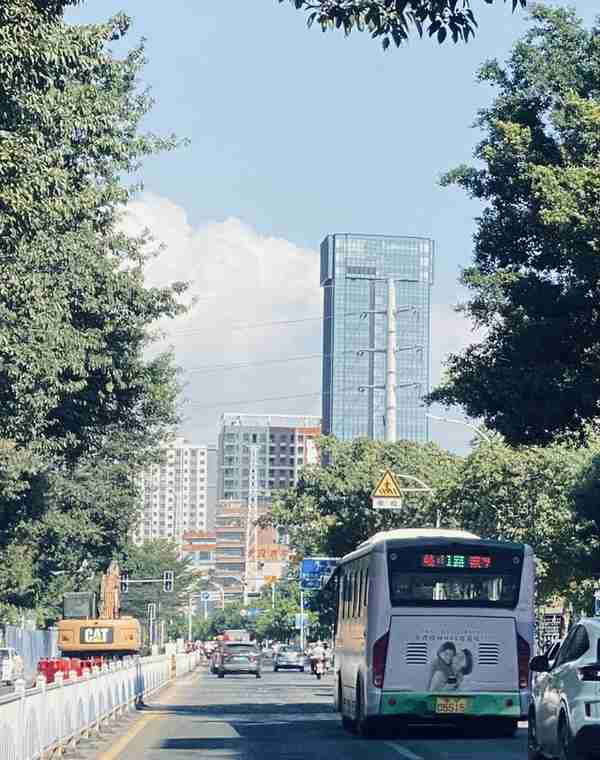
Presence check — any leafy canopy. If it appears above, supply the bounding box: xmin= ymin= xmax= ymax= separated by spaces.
xmin=429 ymin=5 xmax=600 ymax=445
xmin=268 ymin=434 xmax=600 ymax=604
xmin=267 ymin=436 xmax=462 ymax=558
xmin=0 ymin=1 xmax=187 ymax=618
xmin=279 ymin=0 xmax=526 ymax=49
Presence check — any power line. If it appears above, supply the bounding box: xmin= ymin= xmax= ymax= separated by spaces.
xmin=184 ymin=391 xmax=322 ymax=409
xmin=183 ymin=353 xmax=323 ymax=375
xmin=182 ymin=383 xmax=421 ymax=411
xmin=164 ymin=315 xmax=325 ymax=338
xmin=162 ymin=304 xmax=409 ymax=339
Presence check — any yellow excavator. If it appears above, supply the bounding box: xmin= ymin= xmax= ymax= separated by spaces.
xmin=57 ymin=561 xmax=142 ymax=659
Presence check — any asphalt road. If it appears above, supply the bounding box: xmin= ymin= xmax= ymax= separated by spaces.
xmin=94 ymin=665 xmax=528 ymax=760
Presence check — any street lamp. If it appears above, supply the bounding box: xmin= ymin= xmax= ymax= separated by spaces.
xmin=426 ymin=414 xmax=492 ymax=444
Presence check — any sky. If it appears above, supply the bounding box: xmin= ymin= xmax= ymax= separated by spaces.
xmin=69 ymin=0 xmax=599 ymax=454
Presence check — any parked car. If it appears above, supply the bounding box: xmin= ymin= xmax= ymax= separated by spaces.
xmin=529 ymin=618 xmax=600 ymax=759
xmin=216 ymin=643 xmax=261 ymax=679
xmin=273 ymin=646 xmax=306 ymax=673
xmin=0 ymin=647 xmax=24 ymax=686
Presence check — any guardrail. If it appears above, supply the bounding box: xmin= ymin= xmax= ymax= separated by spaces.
xmin=0 ymin=651 xmax=200 ymax=760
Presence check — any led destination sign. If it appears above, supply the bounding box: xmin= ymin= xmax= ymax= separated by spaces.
xmin=421 ymin=554 xmax=492 ymax=570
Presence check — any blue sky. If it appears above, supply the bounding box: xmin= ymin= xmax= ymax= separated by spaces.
xmin=69 ymin=1 xmax=599 ymax=452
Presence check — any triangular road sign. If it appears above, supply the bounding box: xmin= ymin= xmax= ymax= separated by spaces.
xmin=372 ymin=468 xmax=402 ymax=498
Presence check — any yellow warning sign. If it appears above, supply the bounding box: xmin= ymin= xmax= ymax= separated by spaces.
xmin=372 ymin=468 xmax=402 ymax=498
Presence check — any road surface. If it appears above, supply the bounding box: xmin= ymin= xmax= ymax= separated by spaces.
xmin=93 ymin=665 xmax=528 ymax=760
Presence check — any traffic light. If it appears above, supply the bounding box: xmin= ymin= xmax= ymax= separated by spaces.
xmin=163 ymin=570 xmax=174 ymax=593
xmin=120 ymin=572 xmax=129 ymax=593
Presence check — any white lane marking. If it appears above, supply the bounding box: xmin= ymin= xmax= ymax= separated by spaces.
xmin=385 ymin=742 xmax=425 ymax=760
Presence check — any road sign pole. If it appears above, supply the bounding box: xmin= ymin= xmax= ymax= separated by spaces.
xmin=300 ymin=590 xmax=305 ymax=652
xmin=204 ymin=598 xmax=208 ymax=621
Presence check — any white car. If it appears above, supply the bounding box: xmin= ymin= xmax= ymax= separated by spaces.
xmin=0 ymin=647 xmax=24 ymax=686
xmin=529 ymin=618 xmax=600 ymax=759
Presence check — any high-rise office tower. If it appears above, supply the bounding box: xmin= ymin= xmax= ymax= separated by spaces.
xmin=134 ymin=436 xmax=209 ymax=543
xmin=321 ymin=233 xmax=434 ymax=442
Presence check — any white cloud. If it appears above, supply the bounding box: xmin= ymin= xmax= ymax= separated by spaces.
xmin=123 ymin=193 xmax=481 ymax=452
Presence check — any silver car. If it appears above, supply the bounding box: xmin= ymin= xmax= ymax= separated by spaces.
xmin=274 ymin=646 xmax=306 ymax=672
xmin=216 ymin=643 xmax=261 ymax=678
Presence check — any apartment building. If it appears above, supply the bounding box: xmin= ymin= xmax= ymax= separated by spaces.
xmin=214 ymin=500 xmax=246 ymax=603
xmin=134 ymin=436 xmax=209 ymax=543
xmin=217 ymin=415 xmax=320 ymax=599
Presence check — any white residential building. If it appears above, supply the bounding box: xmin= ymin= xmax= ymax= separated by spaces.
xmin=134 ymin=436 xmax=209 ymax=543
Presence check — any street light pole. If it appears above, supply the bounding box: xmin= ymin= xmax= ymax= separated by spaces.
xmin=426 ymin=414 xmax=492 ymax=444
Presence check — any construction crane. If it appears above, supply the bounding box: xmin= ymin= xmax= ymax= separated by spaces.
xmin=57 ymin=561 xmax=142 ymax=659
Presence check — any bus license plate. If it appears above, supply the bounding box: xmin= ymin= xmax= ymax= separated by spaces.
xmin=435 ymin=697 xmax=467 ymax=714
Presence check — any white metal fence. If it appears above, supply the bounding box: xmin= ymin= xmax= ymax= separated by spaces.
xmin=0 ymin=652 xmax=200 ymax=760
xmin=3 ymin=627 xmax=59 ymax=683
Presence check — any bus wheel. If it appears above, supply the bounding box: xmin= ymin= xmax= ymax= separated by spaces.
xmin=355 ymin=678 xmax=379 ymax=739
xmin=334 ymin=678 xmax=342 ymax=712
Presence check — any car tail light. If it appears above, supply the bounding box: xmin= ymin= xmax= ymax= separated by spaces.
xmin=373 ymin=631 xmax=389 ymax=688
xmin=578 ymin=664 xmax=600 ymax=681
xmin=249 ymin=655 xmax=256 ymax=663
xmin=517 ymin=634 xmax=530 ymax=689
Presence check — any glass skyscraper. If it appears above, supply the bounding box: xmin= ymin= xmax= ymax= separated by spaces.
xmin=321 ymin=233 xmax=434 ymax=442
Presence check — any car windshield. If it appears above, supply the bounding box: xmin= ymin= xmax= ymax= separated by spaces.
xmin=280 ymin=647 xmax=300 ymax=654
xmin=224 ymin=644 xmax=255 ymax=653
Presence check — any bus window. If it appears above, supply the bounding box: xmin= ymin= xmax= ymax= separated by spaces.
xmin=356 ymin=570 xmax=363 ymax=617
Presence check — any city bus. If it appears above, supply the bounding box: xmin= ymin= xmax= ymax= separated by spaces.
xmin=331 ymin=528 xmax=535 ymax=738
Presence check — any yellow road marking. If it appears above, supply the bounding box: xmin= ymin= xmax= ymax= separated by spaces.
xmin=96 ymin=713 xmax=159 ymax=760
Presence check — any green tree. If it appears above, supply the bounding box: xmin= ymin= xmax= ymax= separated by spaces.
xmin=428 ymin=5 xmax=600 ymax=445
xmin=267 ymin=436 xmax=462 ymax=558
xmin=280 ymin=0 xmax=526 ymax=50
xmin=0 ymin=3 xmax=186 ymax=615
xmin=445 ymin=437 xmax=599 ymax=601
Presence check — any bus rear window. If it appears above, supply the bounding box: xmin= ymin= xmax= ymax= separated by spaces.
xmin=387 ymin=546 xmax=523 ymax=609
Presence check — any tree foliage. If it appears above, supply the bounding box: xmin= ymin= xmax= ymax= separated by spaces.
xmin=267 ymin=436 xmax=462 ymax=559
xmin=444 ymin=437 xmax=599 ymax=601
xmin=268 ymin=434 xmax=600 ymax=604
xmin=428 ymin=6 xmax=600 ymax=445
xmin=279 ymin=0 xmax=526 ymax=49
xmin=0 ymin=2 xmax=186 ymax=617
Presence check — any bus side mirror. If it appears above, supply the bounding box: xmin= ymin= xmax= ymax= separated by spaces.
xmin=530 ymin=655 xmax=550 ymax=673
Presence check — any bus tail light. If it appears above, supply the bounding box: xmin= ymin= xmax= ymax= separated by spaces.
xmin=517 ymin=634 xmax=530 ymax=689
xmin=373 ymin=631 xmax=389 ymax=688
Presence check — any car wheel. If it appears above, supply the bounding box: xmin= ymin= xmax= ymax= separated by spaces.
xmin=274 ymin=666 xmax=278 ymax=672
xmin=528 ymin=709 xmax=544 ymax=759
xmin=558 ymin=712 xmax=577 ymax=760
xmin=300 ymin=667 xmax=305 ymax=673
xmin=256 ymin=672 xmax=261 ymax=679
xmin=218 ymin=672 xmax=225 ymax=679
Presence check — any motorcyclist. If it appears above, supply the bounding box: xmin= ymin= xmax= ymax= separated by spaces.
xmin=311 ymin=641 xmax=325 ymax=678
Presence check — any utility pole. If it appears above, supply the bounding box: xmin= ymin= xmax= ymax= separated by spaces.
xmin=351 ymin=276 xmax=420 ymax=440
xmin=386 ymin=278 xmax=397 ymax=443
xmin=244 ymin=442 xmax=259 ymax=607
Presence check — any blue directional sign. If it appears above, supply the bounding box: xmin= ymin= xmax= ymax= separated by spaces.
xmin=300 ymin=557 xmax=339 ymax=591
